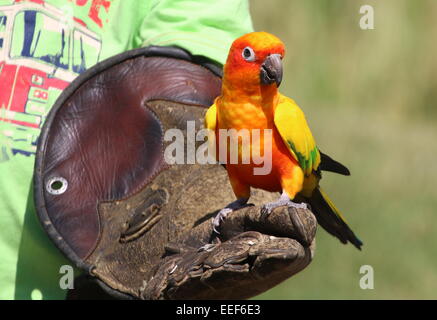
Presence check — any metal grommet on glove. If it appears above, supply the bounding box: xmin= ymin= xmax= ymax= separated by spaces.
xmin=46 ymin=176 xmax=68 ymax=195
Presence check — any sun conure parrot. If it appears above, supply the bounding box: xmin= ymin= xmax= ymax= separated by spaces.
xmin=205 ymin=31 xmax=362 ymax=250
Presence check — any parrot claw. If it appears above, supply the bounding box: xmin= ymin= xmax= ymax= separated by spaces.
xmin=261 ymin=199 xmax=308 ymax=219
xmin=212 ymin=208 xmax=233 ymax=234
xmin=212 ymin=198 xmax=251 ymax=234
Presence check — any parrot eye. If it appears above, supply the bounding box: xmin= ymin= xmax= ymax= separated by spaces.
xmin=242 ymin=46 xmax=256 ymax=62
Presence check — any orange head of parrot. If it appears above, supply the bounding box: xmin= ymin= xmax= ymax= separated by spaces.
xmin=223 ymin=32 xmax=285 ymax=92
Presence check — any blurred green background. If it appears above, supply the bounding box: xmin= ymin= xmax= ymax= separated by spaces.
xmin=250 ymin=0 xmax=437 ymax=299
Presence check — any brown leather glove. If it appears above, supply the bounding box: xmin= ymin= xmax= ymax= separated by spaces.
xmin=34 ymin=46 xmax=317 ymax=300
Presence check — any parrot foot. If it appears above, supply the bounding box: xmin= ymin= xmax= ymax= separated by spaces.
xmin=212 ymin=208 xmax=233 ymax=234
xmin=212 ymin=198 xmax=250 ymax=234
xmin=261 ymin=195 xmax=308 ymax=219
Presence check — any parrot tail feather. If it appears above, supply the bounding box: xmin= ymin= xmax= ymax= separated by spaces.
xmin=308 ymin=187 xmax=362 ymax=250
xmin=319 ymin=151 xmax=350 ymax=176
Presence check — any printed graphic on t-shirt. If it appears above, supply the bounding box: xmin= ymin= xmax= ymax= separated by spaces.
xmin=0 ymin=0 xmax=109 ymax=160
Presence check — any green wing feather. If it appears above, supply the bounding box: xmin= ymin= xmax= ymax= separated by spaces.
xmin=274 ymin=95 xmax=320 ymax=176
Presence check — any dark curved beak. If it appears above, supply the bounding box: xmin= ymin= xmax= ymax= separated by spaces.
xmin=260 ymin=54 xmax=283 ymax=87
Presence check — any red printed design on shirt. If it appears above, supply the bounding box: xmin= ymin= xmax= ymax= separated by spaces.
xmin=0 ymin=0 xmax=109 ymax=159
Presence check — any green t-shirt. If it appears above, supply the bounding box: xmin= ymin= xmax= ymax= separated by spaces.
xmin=0 ymin=0 xmax=253 ymax=299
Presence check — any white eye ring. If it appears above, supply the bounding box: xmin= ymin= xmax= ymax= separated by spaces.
xmin=242 ymin=46 xmax=256 ymax=62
